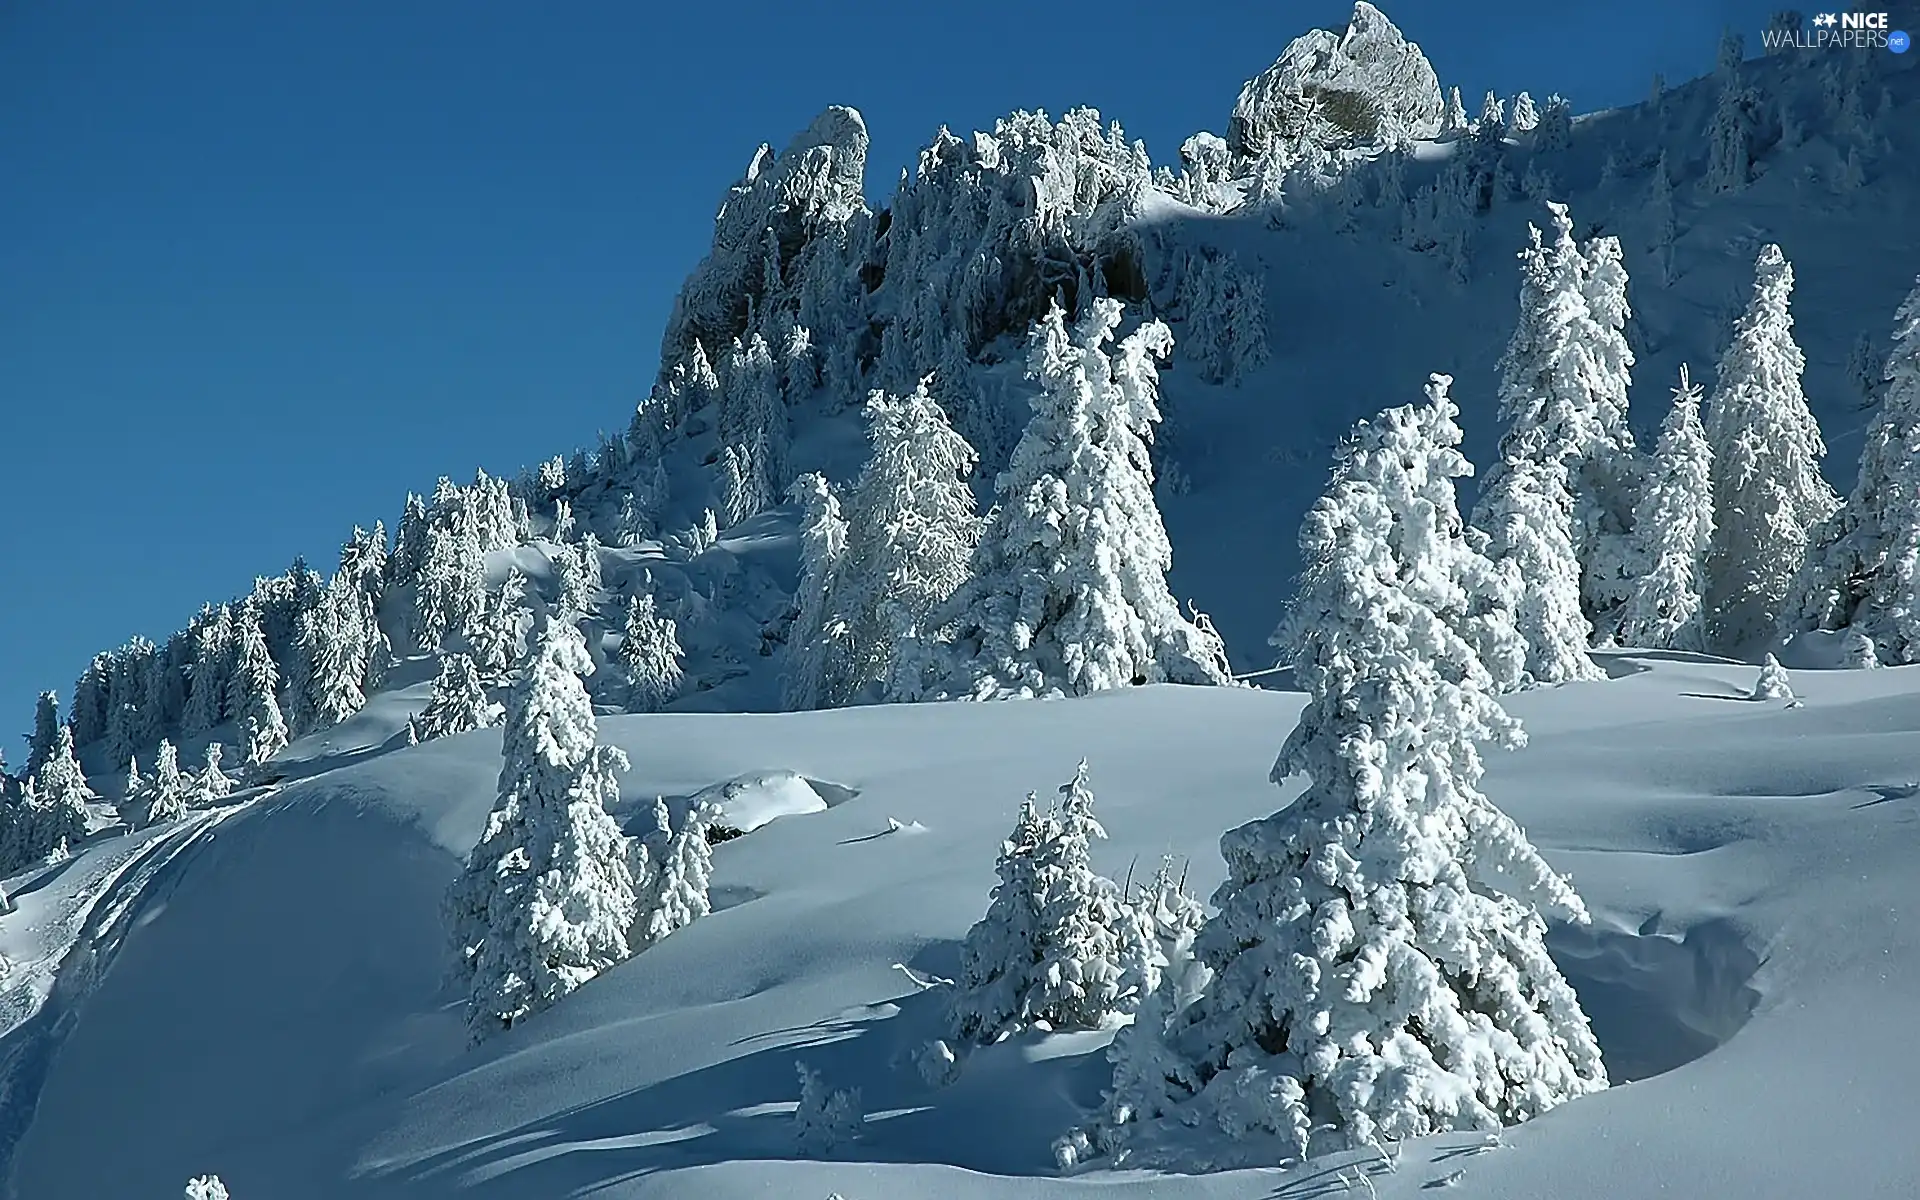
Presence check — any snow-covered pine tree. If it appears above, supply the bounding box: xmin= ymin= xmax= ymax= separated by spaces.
xmin=29 ymin=726 xmax=94 ymax=855
xmin=1845 ymin=331 xmax=1882 ymax=411
xmin=635 ymin=800 xmax=712 ymax=950
xmin=1176 ymin=249 xmax=1271 ymax=387
xmin=1439 ymin=86 xmax=1468 ymax=138
xmin=1701 ymin=245 xmax=1841 ymax=655
xmin=549 ymin=540 xmax=596 ymax=622
xmin=793 ymin=1061 xmax=864 ymax=1156
xmin=299 ymin=575 xmax=370 ymax=733
xmin=1649 ymin=152 xmax=1678 ymax=285
xmin=1093 ymin=375 xmax=1606 ymax=1161
xmin=1533 ymin=94 xmax=1572 ymax=152
xmin=139 ymin=739 xmax=190 ymax=828
xmin=183 ymin=1175 xmax=230 ymax=1200
xmin=617 ymin=592 xmax=684 ymax=713
xmin=1616 ymin=366 xmax=1715 ymax=649
xmin=23 ymin=691 xmax=59 ymax=779
xmin=443 ymin=617 xmax=636 ymax=1040
xmin=181 ymin=605 xmax=234 ymax=737
xmin=1780 ymin=278 xmax=1920 ymax=662
xmin=468 ymin=573 xmax=529 ymax=685
xmin=417 ymin=653 xmax=502 ymax=740
xmin=919 ymin=300 xmax=1230 ymax=700
xmin=1474 ymin=456 xmax=1600 ymax=684
xmin=228 ymin=602 xmax=289 ymax=770
xmin=68 ymin=652 xmax=115 ymax=750
xmin=1472 ymin=204 xmax=1638 ymax=643
xmin=1705 ymin=34 xmax=1756 ymax=194
xmin=1751 ymin=652 xmax=1795 ymax=699
xmin=1510 ymin=90 xmax=1539 ymax=132
xmin=1478 ymin=91 xmax=1506 ymax=139
xmin=802 ymin=382 xmax=980 ymax=706
xmin=781 ymin=473 xmax=850 ymax=712
xmin=194 ymin=743 xmax=234 ymax=807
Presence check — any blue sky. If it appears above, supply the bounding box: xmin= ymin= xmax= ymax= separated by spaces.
xmin=0 ymin=0 xmax=1778 ymax=746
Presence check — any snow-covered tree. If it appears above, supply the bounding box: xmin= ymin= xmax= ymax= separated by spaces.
xmin=1533 ymin=94 xmax=1572 ymax=153
xmin=444 ymin=618 xmax=637 ymax=1040
xmin=184 ymin=1176 xmax=230 ymax=1200
xmin=793 ymin=1061 xmax=864 ymax=1156
xmin=949 ymin=763 xmax=1149 ymax=1043
xmin=68 ymin=652 xmax=115 ymax=749
xmin=417 ymin=653 xmax=502 ymax=740
xmin=1781 ymin=279 xmax=1920 ymax=662
xmin=469 ymin=573 xmax=530 ymax=685
xmin=805 ymin=383 xmax=980 ymax=706
xmin=618 ymin=593 xmax=684 ymax=713
xmin=228 ymin=603 xmax=288 ymax=770
xmin=1439 ymin=86 xmax=1468 ymax=138
xmin=194 ymin=743 xmax=235 ymax=807
xmin=1649 ymin=152 xmax=1678 ymax=285
xmin=916 ymin=300 xmax=1231 ymax=700
xmin=299 ymin=575 xmax=370 ymax=733
xmin=181 ymin=605 xmax=234 ymax=737
xmin=1701 ymin=245 xmax=1841 ymax=654
xmin=1176 ymin=248 xmax=1271 ymax=387
xmin=137 ymin=739 xmax=190 ymax=829
xmin=781 ymin=473 xmax=850 ymax=712
xmin=23 ymin=691 xmax=59 ymax=779
xmin=28 ymin=727 xmax=93 ymax=855
xmin=1842 ymin=630 xmax=1879 ymax=669
xmin=1091 ymin=376 xmax=1607 ymax=1161
xmin=687 ymin=508 xmax=720 ymax=557
xmin=1705 ymin=38 xmax=1756 ymax=194
xmin=1509 ymin=91 xmax=1539 ymax=133
xmin=549 ymin=540 xmax=596 ymax=622
xmin=1751 ymin=653 xmax=1794 ymax=700
xmin=1845 ymin=331 xmax=1882 ymax=411
xmin=1473 ymin=204 xmax=1639 ymax=638
xmin=1477 ymin=91 xmax=1505 ymax=139
xmin=635 ymin=800 xmax=712 ymax=950
xmin=1474 ymin=457 xmax=1601 ymax=684
xmin=1616 ymin=366 xmax=1715 ymax=649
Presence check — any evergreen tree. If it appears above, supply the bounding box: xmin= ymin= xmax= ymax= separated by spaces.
xmin=182 ymin=605 xmax=234 ymax=736
xmin=68 ymin=652 xmax=115 ymax=749
xmin=138 ymin=739 xmax=190 ymax=828
xmin=1701 ymin=245 xmax=1841 ymax=654
xmin=1509 ymin=91 xmax=1539 ymax=132
xmin=1649 ymin=152 xmax=1678 ymax=285
xmin=1439 ymin=86 xmax=1468 ymax=137
xmin=1533 ymin=94 xmax=1573 ymax=152
xmin=444 ymin=618 xmax=636 ymax=1039
xmin=781 ymin=473 xmax=850 ymax=711
xmin=184 ymin=1175 xmax=230 ymax=1200
xmin=1781 ymin=279 xmax=1920 ymax=662
xmin=1750 ymin=652 xmax=1795 ymax=700
xmin=29 ymin=727 xmax=94 ymax=855
xmin=417 ymin=653 xmax=503 ymax=740
xmin=1617 ymin=366 xmax=1715 ymax=649
xmin=949 ymin=762 xmax=1151 ymax=1044
xmin=1093 ymin=378 xmax=1606 ymax=1161
xmin=194 ymin=743 xmax=235 ymax=807
xmin=812 ymin=383 xmax=979 ymax=705
xmin=618 ymin=593 xmax=684 ymax=713
xmin=23 ymin=691 xmax=60 ymax=780
xmin=1475 ymin=458 xmax=1600 ymax=683
xmin=1705 ymin=35 xmax=1756 ymax=194
xmin=636 ymin=800 xmax=712 ymax=950
xmin=920 ymin=300 xmax=1230 ymax=700
xmin=229 ymin=602 xmax=289 ymax=770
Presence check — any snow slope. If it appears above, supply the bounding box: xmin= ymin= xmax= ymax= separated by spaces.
xmin=7 ymin=655 xmax=1920 ymax=1198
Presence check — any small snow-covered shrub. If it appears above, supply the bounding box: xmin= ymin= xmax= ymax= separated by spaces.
xmin=1751 ymin=653 xmax=1795 ymax=700
xmin=794 ymin=1061 xmax=863 ymax=1155
xmin=184 ymin=1176 xmax=230 ymax=1200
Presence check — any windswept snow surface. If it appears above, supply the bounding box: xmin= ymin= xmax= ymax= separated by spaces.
xmin=4 ymin=658 xmax=1919 ymax=1197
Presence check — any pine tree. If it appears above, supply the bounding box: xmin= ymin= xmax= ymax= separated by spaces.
xmin=68 ymin=652 xmax=115 ymax=749
xmin=1533 ymin=94 xmax=1572 ymax=153
xmin=1617 ymin=366 xmax=1715 ymax=649
xmin=23 ymin=691 xmax=60 ymax=779
xmin=1649 ymin=152 xmax=1678 ymax=285
xmin=781 ymin=473 xmax=850 ymax=711
xmin=444 ymin=617 xmax=636 ymax=1040
xmin=229 ymin=603 xmax=289 ymax=770
xmin=1701 ymin=245 xmax=1841 ymax=654
xmin=1475 ymin=458 xmax=1600 ymax=684
xmin=1750 ymin=653 xmax=1794 ymax=699
xmin=793 ymin=1062 xmax=865 ymax=1156
xmin=194 ymin=743 xmax=235 ymax=807
xmin=636 ymin=801 xmax=712 ymax=950
xmin=1845 ymin=332 xmax=1882 ymax=410
xmin=1705 ymin=37 xmax=1756 ymax=194
xmin=813 ymin=383 xmax=979 ymax=705
xmin=1478 ymin=91 xmax=1506 ymax=139
xmin=922 ymin=300 xmax=1230 ymax=700
xmin=417 ymin=654 xmax=503 ymax=740
xmin=139 ymin=739 xmax=190 ymax=828
xmin=949 ymin=762 xmax=1151 ymax=1043
xmin=184 ymin=1175 xmax=230 ymax=1200
xmin=1509 ymin=91 xmax=1539 ymax=132
xmin=1781 ymin=278 xmax=1920 ymax=662
xmin=182 ymin=606 xmax=234 ymax=736
xmin=1439 ymin=86 xmax=1469 ymax=138
xmin=29 ymin=727 xmax=94 ymax=855
xmin=617 ymin=593 xmax=684 ymax=713
xmin=1094 ymin=378 xmax=1606 ymax=1161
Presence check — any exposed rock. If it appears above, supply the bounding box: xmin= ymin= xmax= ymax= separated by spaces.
xmin=1227 ymin=2 xmax=1444 ymax=159
xmin=660 ymin=106 xmax=871 ymax=375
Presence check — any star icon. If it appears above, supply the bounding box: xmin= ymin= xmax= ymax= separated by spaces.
xmin=1813 ymin=12 xmax=1838 ymax=26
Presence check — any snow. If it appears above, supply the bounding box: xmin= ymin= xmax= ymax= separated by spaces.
xmin=684 ymin=770 xmax=837 ymax=834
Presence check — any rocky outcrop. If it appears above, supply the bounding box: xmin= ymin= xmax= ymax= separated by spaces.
xmin=1227 ymin=2 xmax=1444 ymax=159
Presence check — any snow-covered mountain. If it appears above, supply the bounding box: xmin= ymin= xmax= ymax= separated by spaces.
xmin=4 ymin=4 xmax=1920 ymax=1197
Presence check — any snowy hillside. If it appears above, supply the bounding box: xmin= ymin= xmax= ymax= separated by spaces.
xmin=5 ymin=2 xmax=1920 ymax=1197
xmin=7 ymin=657 xmax=1920 ymax=1198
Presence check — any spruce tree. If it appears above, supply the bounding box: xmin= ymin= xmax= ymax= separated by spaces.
xmin=30 ymin=727 xmax=94 ymax=854
xmin=781 ymin=473 xmax=850 ymax=711
xmin=139 ymin=739 xmax=190 ymax=828
xmin=444 ymin=618 xmax=636 ymax=1039
xmin=24 ymin=691 xmax=60 ymax=779
xmin=229 ymin=602 xmax=289 ymax=769
xmin=194 ymin=743 xmax=235 ymax=807
xmin=1617 ymin=366 xmax=1715 ymax=649
xmin=1701 ymin=245 xmax=1840 ymax=654
xmin=182 ymin=605 xmax=234 ymax=736
xmin=1095 ymin=377 xmax=1606 ymax=1161
xmin=636 ymin=800 xmax=712 ymax=950
xmin=1781 ymin=278 xmax=1920 ymax=662
xmin=617 ymin=593 xmax=683 ymax=713
xmin=815 ymin=382 xmax=979 ymax=705
xmin=417 ymin=653 xmax=503 ymax=740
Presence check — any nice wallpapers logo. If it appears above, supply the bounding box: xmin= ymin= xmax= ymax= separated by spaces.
xmin=1763 ymin=12 xmax=1911 ymax=51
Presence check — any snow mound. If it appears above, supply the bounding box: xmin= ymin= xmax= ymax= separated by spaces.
xmin=682 ymin=770 xmax=855 ymax=834
xmin=1229 ymin=0 xmax=1444 ymax=157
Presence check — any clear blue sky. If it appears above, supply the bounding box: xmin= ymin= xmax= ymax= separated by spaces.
xmin=0 ymin=0 xmax=1775 ymax=745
